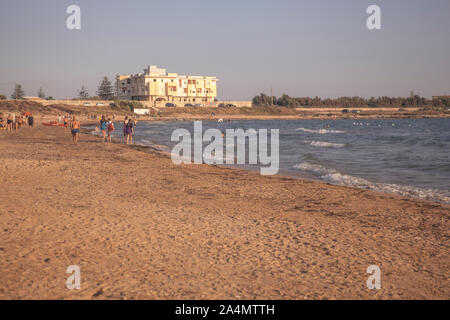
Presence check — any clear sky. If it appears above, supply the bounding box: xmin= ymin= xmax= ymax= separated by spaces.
xmin=0 ymin=0 xmax=449 ymax=99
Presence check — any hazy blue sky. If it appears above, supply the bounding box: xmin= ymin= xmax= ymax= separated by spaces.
xmin=0 ymin=0 xmax=449 ymax=99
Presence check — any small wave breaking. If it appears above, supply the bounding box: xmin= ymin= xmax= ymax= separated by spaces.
xmin=294 ymin=162 xmax=450 ymax=204
xmin=303 ymin=140 xmax=345 ymax=148
xmin=296 ymin=127 xmax=346 ymax=134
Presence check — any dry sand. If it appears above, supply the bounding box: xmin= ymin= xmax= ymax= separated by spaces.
xmin=0 ymin=124 xmax=449 ymax=299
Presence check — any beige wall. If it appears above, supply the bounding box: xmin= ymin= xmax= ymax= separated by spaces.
xmin=25 ymin=99 xmax=113 ymax=107
xmin=217 ymin=101 xmax=253 ymax=108
xmin=137 ymin=100 xmax=253 ymax=109
xmin=24 ymin=98 xmax=253 ymax=109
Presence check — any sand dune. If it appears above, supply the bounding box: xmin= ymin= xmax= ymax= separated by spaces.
xmin=0 ymin=124 xmax=449 ymax=299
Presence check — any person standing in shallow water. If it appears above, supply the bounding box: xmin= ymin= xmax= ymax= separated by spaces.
xmin=100 ymin=115 xmax=107 ymax=142
xmin=122 ymin=116 xmax=128 ymax=144
xmin=125 ymin=117 xmax=134 ymax=145
xmin=70 ymin=116 xmax=80 ymax=145
xmin=107 ymin=118 xmax=114 ymax=143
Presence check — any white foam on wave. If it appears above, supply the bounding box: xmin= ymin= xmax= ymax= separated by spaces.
xmin=296 ymin=127 xmax=346 ymax=134
xmin=138 ymin=139 xmax=170 ymax=151
xmin=303 ymin=140 xmax=345 ymax=148
xmin=293 ymin=162 xmax=337 ymax=175
xmin=294 ymin=162 xmax=450 ymax=204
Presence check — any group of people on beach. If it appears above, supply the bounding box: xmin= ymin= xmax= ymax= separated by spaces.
xmin=0 ymin=113 xmax=34 ymax=132
xmin=69 ymin=114 xmax=137 ymax=146
xmin=88 ymin=113 xmax=116 ymax=121
xmin=95 ymin=115 xmax=136 ymax=145
xmin=99 ymin=115 xmax=115 ymax=143
xmin=1 ymin=111 xmax=136 ymax=147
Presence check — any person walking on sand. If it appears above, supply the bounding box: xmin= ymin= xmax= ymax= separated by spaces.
xmin=6 ymin=114 xmax=13 ymax=133
xmin=13 ymin=114 xmax=19 ymax=132
xmin=70 ymin=116 xmax=80 ymax=145
xmin=107 ymin=118 xmax=114 ymax=143
xmin=100 ymin=115 xmax=107 ymax=142
xmin=28 ymin=114 xmax=34 ymax=127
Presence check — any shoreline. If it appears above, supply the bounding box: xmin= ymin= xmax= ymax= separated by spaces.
xmin=92 ymin=113 xmax=450 ymax=123
xmin=0 ymin=124 xmax=449 ymax=299
xmin=84 ymin=120 xmax=450 ymax=205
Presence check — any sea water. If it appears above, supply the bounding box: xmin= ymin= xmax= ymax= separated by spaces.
xmin=100 ymin=118 xmax=450 ymax=204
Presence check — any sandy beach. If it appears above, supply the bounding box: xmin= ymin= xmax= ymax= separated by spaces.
xmin=0 ymin=123 xmax=449 ymax=300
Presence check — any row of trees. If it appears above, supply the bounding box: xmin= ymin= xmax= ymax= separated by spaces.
xmin=252 ymin=92 xmax=449 ymax=108
xmin=3 ymin=76 xmax=115 ymax=101
xmin=6 ymin=84 xmax=53 ymax=100
xmin=76 ymin=76 xmax=114 ymax=100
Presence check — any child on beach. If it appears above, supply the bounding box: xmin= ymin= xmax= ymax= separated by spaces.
xmin=107 ymin=118 xmax=114 ymax=143
xmin=100 ymin=115 xmax=107 ymax=142
xmin=70 ymin=116 xmax=80 ymax=145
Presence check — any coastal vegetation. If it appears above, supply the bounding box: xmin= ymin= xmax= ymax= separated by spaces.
xmin=10 ymin=83 xmax=25 ymax=100
xmin=38 ymin=87 xmax=46 ymax=99
xmin=110 ymin=100 xmax=144 ymax=112
xmin=252 ymin=93 xmax=450 ymax=108
xmin=78 ymin=85 xmax=89 ymax=99
xmin=97 ymin=76 xmax=114 ymax=100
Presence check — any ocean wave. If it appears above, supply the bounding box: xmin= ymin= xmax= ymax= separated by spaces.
xmin=303 ymin=140 xmax=345 ymax=148
xmin=296 ymin=127 xmax=346 ymax=134
xmin=138 ymin=139 xmax=170 ymax=151
xmin=294 ymin=162 xmax=450 ymax=204
xmin=293 ymin=162 xmax=337 ymax=175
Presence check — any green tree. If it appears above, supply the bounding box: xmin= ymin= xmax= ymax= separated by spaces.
xmin=97 ymin=77 xmax=114 ymax=100
xmin=11 ymin=83 xmax=25 ymax=99
xmin=276 ymin=94 xmax=293 ymax=107
xmin=0 ymin=94 xmax=6 ymax=100
xmin=78 ymin=85 xmax=89 ymax=99
xmin=252 ymin=93 xmax=275 ymax=106
xmin=38 ymin=87 xmax=45 ymax=99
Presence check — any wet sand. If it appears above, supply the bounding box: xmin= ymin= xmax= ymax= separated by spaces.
xmin=0 ymin=124 xmax=449 ymax=299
